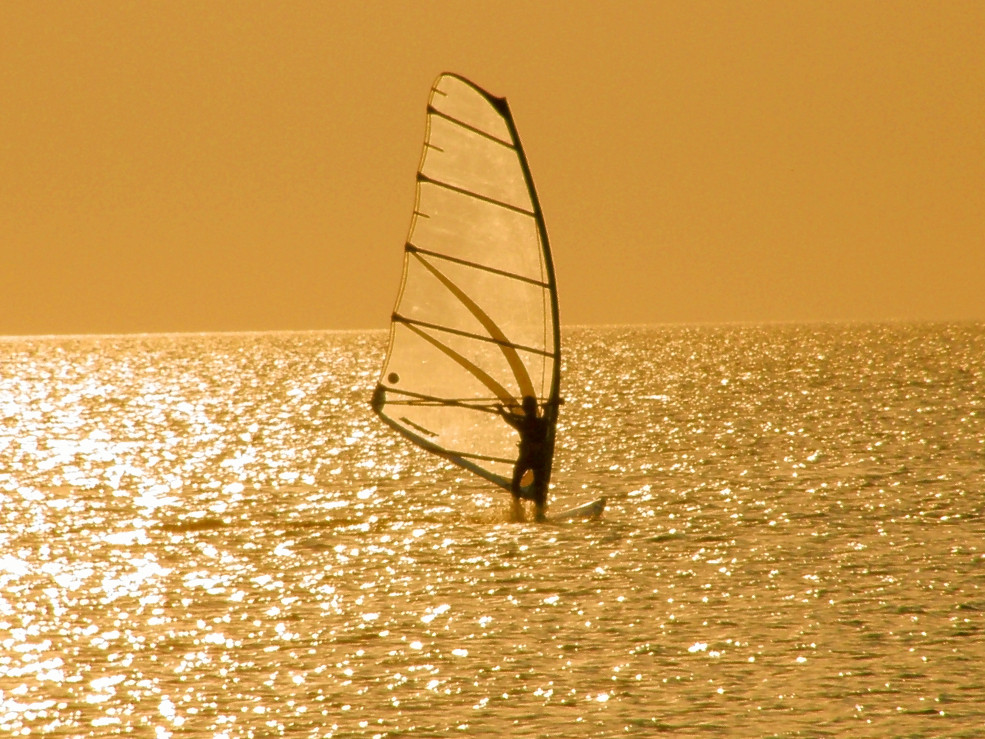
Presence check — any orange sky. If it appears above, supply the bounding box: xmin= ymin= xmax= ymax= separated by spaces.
xmin=2 ymin=1 xmax=983 ymax=335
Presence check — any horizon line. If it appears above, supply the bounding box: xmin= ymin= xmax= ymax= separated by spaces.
xmin=2 ymin=317 xmax=982 ymax=342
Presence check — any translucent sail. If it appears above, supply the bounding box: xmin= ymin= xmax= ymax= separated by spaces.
xmin=371 ymin=73 xmax=560 ymax=497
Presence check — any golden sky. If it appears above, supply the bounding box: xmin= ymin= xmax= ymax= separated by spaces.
xmin=2 ymin=1 xmax=983 ymax=335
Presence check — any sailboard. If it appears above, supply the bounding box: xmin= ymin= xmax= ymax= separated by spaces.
xmin=550 ymin=496 xmax=607 ymax=522
xmin=371 ymin=72 xmax=562 ymax=504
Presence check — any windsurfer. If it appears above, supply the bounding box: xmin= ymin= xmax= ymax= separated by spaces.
xmin=498 ymin=395 xmax=549 ymax=522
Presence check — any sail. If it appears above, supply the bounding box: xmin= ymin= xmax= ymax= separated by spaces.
xmin=371 ymin=73 xmax=560 ymax=498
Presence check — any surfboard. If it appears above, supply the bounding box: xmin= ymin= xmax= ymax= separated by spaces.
xmin=550 ymin=497 xmax=606 ymax=522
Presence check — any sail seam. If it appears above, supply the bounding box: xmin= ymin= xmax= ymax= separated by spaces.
xmin=380 ymin=383 xmax=559 ymax=409
xmin=393 ymin=313 xmax=555 ymax=359
xmin=387 ymin=395 xmax=560 ymax=408
xmin=431 ymin=447 xmax=515 ymax=465
xmin=448 ymin=450 xmax=515 ymax=465
xmin=380 ymin=383 xmax=499 ymax=408
xmin=381 ymin=386 xmax=550 ymax=409
xmin=405 ymin=244 xmax=549 ymax=288
xmin=390 ymin=398 xmax=499 ymax=408
xmin=417 ymin=173 xmax=534 ymax=217
xmin=399 ymin=416 xmax=438 ymax=437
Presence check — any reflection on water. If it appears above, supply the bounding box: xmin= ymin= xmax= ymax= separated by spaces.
xmin=1 ymin=324 xmax=984 ymax=736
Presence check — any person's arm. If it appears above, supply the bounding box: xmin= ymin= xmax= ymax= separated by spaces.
xmin=496 ymin=404 xmax=522 ymax=431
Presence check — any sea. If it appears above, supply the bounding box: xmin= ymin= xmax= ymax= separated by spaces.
xmin=1 ymin=323 xmax=983 ymax=738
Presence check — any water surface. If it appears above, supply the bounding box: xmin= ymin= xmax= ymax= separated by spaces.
xmin=2 ymin=324 xmax=983 ymax=736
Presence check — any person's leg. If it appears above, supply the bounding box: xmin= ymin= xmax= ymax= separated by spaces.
xmin=510 ymin=462 xmax=527 ymax=522
xmin=532 ymin=465 xmax=547 ymax=522
xmin=510 ymin=495 xmax=524 ymax=522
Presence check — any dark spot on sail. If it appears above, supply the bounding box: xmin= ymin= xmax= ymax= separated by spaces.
xmin=388 ymin=372 xmax=400 ymax=384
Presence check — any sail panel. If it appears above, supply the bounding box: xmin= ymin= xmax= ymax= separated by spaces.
xmin=428 ymin=74 xmax=512 ymax=145
xmin=412 ymin=183 xmax=544 ymax=282
xmin=373 ymin=73 xmax=560 ymax=497
xmin=398 ymin=255 xmax=554 ymax=354
xmin=421 ymin=115 xmax=531 ymax=212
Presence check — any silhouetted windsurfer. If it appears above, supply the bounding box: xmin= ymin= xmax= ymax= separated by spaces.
xmin=498 ymin=395 xmax=549 ymax=522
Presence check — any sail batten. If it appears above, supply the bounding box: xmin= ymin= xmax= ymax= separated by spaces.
xmin=417 ymin=173 xmax=537 ymax=217
xmin=372 ymin=73 xmax=560 ymax=499
xmin=393 ymin=314 xmax=556 ymax=358
xmin=405 ymin=244 xmax=551 ymax=289
xmin=426 ymin=105 xmax=516 ymax=148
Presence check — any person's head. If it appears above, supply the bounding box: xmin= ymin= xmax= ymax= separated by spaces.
xmin=522 ymin=395 xmax=538 ymax=416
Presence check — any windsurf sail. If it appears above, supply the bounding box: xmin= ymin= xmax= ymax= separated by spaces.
xmin=371 ymin=73 xmax=561 ymax=499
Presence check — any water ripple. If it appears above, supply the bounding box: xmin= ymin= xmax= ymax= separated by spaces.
xmin=1 ymin=324 xmax=984 ymax=735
